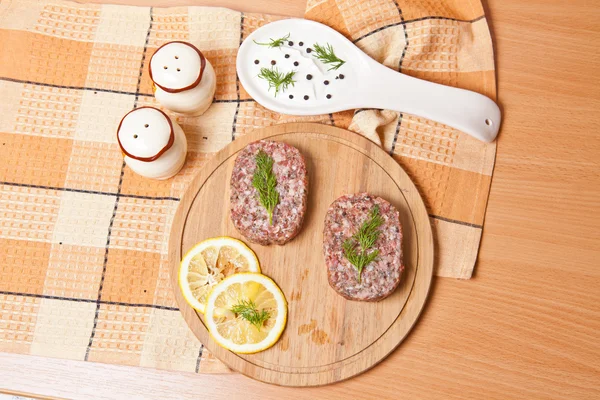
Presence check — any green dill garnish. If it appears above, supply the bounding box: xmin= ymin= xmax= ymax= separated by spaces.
xmin=342 ymin=205 xmax=384 ymax=283
xmin=257 ymin=67 xmax=296 ymax=97
xmin=253 ymin=33 xmax=290 ymax=48
xmin=252 ymin=149 xmax=280 ymax=225
xmin=230 ymin=299 xmax=271 ymax=331
xmin=312 ymin=42 xmax=346 ymax=71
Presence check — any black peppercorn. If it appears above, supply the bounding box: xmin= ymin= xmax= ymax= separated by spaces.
xmin=306 ymin=74 xmax=313 ymax=80
xmin=294 ymin=61 xmax=299 ymax=66
xmin=324 ymin=80 xmax=329 ymax=85
xmin=271 ymin=60 xmax=276 ymax=65
xmin=284 ymin=54 xmax=290 ymax=59
xmin=304 ymin=95 xmax=309 ymax=100
xmin=289 ymin=94 xmax=294 ymax=99
xmin=299 ymin=41 xmax=304 ymax=46
xmin=326 ymin=94 xmax=332 ymax=99
xmin=254 ymin=60 xmax=259 ymax=64
xmin=306 ymin=48 xmax=312 ymax=53
xmin=339 ymin=74 xmax=345 ymax=79
xmin=288 ymin=41 xmax=294 ymax=46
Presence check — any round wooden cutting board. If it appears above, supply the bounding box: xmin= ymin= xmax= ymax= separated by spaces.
xmin=169 ymin=122 xmax=433 ymax=386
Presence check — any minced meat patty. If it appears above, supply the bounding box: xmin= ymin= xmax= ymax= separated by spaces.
xmin=230 ymin=140 xmax=308 ymax=245
xmin=323 ymin=193 xmax=403 ymax=301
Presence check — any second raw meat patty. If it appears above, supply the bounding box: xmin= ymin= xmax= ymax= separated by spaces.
xmin=323 ymin=193 xmax=404 ymax=301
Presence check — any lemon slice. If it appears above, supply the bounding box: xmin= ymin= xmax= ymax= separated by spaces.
xmin=204 ymin=273 xmax=287 ymax=354
xmin=179 ymin=237 xmax=260 ymax=313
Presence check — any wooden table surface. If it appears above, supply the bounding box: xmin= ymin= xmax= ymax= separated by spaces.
xmin=2 ymin=0 xmax=599 ymax=399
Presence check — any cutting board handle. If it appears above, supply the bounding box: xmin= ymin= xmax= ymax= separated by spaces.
xmin=362 ymin=62 xmax=501 ymax=143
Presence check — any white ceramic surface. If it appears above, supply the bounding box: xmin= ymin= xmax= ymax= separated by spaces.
xmin=150 ymin=42 xmax=216 ymax=116
xmin=237 ymin=19 xmax=501 ymax=143
xmin=154 ymin=61 xmax=216 ymax=116
xmin=117 ymin=107 xmax=187 ymax=180
xmin=150 ymin=42 xmax=202 ymax=91
xmin=118 ymin=107 xmax=172 ymax=159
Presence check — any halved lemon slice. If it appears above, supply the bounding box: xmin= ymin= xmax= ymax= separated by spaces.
xmin=204 ymin=273 xmax=287 ymax=354
xmin=179 ymin=237 xmax=260 ymax=313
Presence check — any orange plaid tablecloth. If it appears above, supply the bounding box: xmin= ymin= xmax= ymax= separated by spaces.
xmin=0 ymin=0 xmax=496 ymax=373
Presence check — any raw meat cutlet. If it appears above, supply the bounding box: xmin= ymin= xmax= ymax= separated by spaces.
xmin=323 ymin=193 xmax=403 ymax=301
xmin=230 ymin=140 xmax=308 ymax=245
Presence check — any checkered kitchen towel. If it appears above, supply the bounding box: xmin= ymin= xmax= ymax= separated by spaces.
xmin=0 ymin=0 xmax=496 ymax=373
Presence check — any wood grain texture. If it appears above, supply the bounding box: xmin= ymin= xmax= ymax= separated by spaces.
xmin=168 ymin=123 xmax=434 ymax=386
xmin=2 ymin=0 xmax=599 ymax=398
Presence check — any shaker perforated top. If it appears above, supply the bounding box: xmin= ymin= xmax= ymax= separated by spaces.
xmin=150 ymin=42 xmax=205 ymax=92
xmin=117 ymin=107 xmax=174 ymax=162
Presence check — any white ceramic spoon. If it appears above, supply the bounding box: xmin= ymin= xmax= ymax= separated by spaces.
xmin=237 ymin=19 xmax=501 ymax=143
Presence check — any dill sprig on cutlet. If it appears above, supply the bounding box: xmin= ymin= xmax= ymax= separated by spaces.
xmin=342 ymin=205 xmax=385 ymax=283
xmin=252 ymin=149 xmax=280 ymax=225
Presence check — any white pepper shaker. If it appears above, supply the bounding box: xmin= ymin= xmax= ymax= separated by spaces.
xmin=117 ymin=107 xmax=187 ymax=180
xmin=149 ymin=41 xmax=217 ymax=116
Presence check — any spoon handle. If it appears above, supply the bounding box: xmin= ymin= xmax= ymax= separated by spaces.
xmin=363 ymin=62 xmax=501 ymax=143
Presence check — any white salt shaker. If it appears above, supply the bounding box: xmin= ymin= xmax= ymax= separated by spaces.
xmin=117 ymin=107 xmax=187 ymax=180
xmin=149 ymin=41 xmax=217 ymax=116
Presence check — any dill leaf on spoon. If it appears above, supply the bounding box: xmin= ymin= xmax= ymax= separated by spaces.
xmin=257 ymin=67 xmax=296 ymax=97
xmin=312 ymin=42 xmax=346 ymax=71
xmin=253 ymin=33 xmax=290 ymax=48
